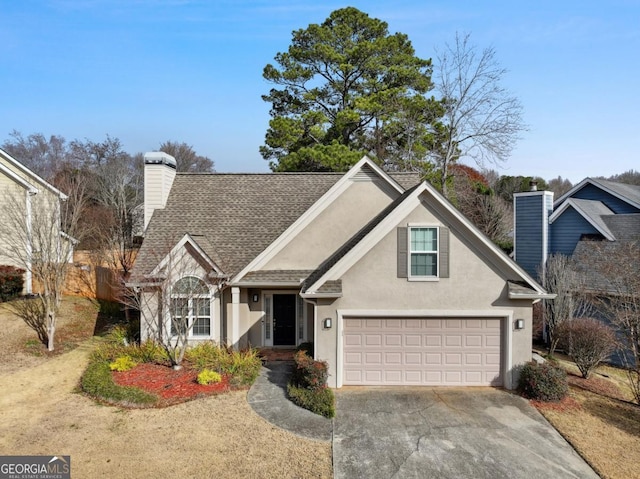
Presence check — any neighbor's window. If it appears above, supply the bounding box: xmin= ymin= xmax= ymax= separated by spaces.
xmin=171 ymin=276 xmax=211 ymax=337
xmin=410 ymin=227 xmax=438 ymax=277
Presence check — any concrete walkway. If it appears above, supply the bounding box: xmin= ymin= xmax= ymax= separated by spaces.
xmin=246 ymin=361 xmax=333 ymax=442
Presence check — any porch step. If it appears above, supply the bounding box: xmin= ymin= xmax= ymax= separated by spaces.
xmin=259 ymin=348 xmax=296 ymax=362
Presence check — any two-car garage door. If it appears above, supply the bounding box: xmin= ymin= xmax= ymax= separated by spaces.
xmin=343 ymin=318 xmax=502 ymax=386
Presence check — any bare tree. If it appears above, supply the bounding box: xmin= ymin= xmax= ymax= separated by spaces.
xmin=540 ymin=254 xmax=592 ymax=356
xmin=159 ymin=141 xmax=214 ymax=173
xmin=590 ymin=240 xmax=640 ymax=402
xmin=547 ymin=176 xmax=573 ymax=197
xmin=0 ymin=179 xmax=88 ymax=351
xmin=432 ymin=33 xmax=526 ymax=197
xmin=2 ymin=130 xmax=70 ymax=181
xmin=452 ymin=165 xmax=512 ymax=247
xmin=127 ymin=241 xmax=227 ymax=369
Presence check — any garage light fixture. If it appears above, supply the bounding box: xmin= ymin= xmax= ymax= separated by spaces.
xmin=323 ymin=318 xmax=332 ymax=329
xmin=515 ymin=319 xmax=525 ymax=330
xmin=252 ymin=293 xmax=259 ymax=302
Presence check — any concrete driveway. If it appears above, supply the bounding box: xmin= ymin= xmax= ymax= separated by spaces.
xmin=333 ymin=388 xmax=599 ymax=479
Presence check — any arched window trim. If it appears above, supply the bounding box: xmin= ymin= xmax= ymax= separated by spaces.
xmin=170 ymin=276 xmax=212 ymax=338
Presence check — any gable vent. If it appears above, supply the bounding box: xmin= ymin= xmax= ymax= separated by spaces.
xmin=351 ymin=164 xmax=379 ymax=182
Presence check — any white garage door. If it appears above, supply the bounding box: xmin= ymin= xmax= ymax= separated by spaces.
xmin=343 ymin=318 xmax=502 ymax=386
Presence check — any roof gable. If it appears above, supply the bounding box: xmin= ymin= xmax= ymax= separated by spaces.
xmin=549 ymin=198 xmax=615 ymax=241
xmin=0 ymin=148 xmax=67 ymax=199
xmin=555 ymin=177 xmax=640 ymax=212
xmin=303 ymin=181 xmax=548 ymax=297
xmin=231 ymin=156 xmax=419 ymax=282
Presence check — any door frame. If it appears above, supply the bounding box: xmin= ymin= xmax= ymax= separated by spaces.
xmin=262 ymin=290 xmax=306 ymax=347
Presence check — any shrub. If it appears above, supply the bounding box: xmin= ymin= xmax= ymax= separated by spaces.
xmin=518 ymin=361 xmax=568 ymax=402
xmin=287 ymin=383 xmax=335 ymax=418
xmin=288 ymin=350 xmax=335 ymax=417
xmin=0 ymin=265 xmax=25 ymax=302
xmin=197 ymin=369 xmax=222 ymax=385
xmin=291 ymin=350 xmax=328 ymax=391
xmin=296 ymin=342 xmax=314 ymax=357
xmin=557 ymin=318 xmax=617 ymax=379
xmin=81 ymin=360 xmax=157 ymax=406
xmin=185 ymin=342 xmax=262 ymax=387
xmin=109 ymin=356 xmax=137 ymax=372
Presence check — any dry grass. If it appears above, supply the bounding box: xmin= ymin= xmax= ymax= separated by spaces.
xmin=532 ymin=347 xmax=640 ymax=479
xmin=0 ymin=297 xmax=333 ymax=478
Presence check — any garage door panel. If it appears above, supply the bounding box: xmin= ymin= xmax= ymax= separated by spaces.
xmin=343 ymin=318 xmax=502 ymax=386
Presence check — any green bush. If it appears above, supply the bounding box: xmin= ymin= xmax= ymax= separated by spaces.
xmin=197 ymin=369 xmax=222 ymax=385
xmin=517 ymin=361 xmax=568 ymax=402
xmin=81 ymin=360 xmax=157 ymax=406
xmin=0 ymin=265 xmax=25 ymax=302
xmin=109 ymin=356 xmax=137 ymax=372
xmin=185 ymin=342 xmax=262 ymax=387
xmin=287 ymin=383 xmax=335 ymax=418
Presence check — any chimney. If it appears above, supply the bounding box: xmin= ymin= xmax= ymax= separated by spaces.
xmin=513 ymin=188 xmax=554 ymax=280
xmin=529 ymin=180 xmax=538 ymax=191
xmin=143 ymin=151 xmax=177 ymax=231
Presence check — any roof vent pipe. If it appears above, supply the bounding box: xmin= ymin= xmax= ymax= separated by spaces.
xmin=529 ymin=180 xmax=538 ymax=192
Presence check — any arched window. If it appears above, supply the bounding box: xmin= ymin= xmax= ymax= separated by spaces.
xmin=171 ymin=276 xmax=211 ymax=337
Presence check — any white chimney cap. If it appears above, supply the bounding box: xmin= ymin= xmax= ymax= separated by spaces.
xmin=144 ymin=151 xmax=177 ymax=169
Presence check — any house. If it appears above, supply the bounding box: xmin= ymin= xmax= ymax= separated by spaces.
xmin=0 ymin=147 xmax=70 ymax=294
xmin=513 ymin=177 xmax=640 ymax=279
xmin=129 ymin=152 xmax=552 ymax=389
xmin=513 ymin=178 xmax=640 ymax=362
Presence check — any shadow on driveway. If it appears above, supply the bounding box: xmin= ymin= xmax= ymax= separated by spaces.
xmin=333 ymin=387 xmax=599 ymax=479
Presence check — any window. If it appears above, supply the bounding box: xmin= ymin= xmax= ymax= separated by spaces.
xmin=170 ymin=277 xmax=211 ymax=337
xmin=410 ymin=227 xmax=438 ymax=277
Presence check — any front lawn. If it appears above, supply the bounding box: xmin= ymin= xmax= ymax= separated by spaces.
xmin=530 ymin=352 xmax=640 ymax=479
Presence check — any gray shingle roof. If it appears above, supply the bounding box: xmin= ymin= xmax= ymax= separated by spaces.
xmin=131 ymin=171 xmax=421 ymax=283
xmin=569 ymin=199 xmax=615 ymax=239
xmin=590 ymin=178 xmax=640 ymax=207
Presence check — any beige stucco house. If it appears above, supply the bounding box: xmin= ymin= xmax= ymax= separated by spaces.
xmin=129 ymin=153 xmax=552 ymax=389
xmin=0 ymin=148 xmax=69 ymax=294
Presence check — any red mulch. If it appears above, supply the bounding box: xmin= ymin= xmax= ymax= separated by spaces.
xmin=566 ymin=372 xmax=626 ymax=401
xmin=112 ymin=363 xmax=230 ymax=406
xmin=531 ymin=395 xmax=582 ymax=412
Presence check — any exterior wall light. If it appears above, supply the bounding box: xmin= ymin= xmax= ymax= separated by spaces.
xmin=252 ymin=293 xmax=259 ymax=302
xmin=323 ymin=318 xmax=332 ymax=329
xmin=515 ymin=319 xmax=525 ymax=330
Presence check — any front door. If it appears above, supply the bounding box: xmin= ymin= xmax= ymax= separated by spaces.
xmin=273 ymin=294 xmax=296 ymax=346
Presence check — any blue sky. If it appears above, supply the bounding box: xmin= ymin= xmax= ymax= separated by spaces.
xmin=1 ymin=0 xmax=638 ymax=182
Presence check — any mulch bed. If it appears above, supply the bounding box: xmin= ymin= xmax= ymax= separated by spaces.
xmin=531 ymin=395 xmax=582 ymax=413
xmin=112 ymin=363 xmax=230 ymax=406
xmin=567 ymin=372 xmax=626 ymax=401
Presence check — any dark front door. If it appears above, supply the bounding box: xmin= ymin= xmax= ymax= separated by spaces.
xmin=273 ymin=294 xmax=296 ymax=346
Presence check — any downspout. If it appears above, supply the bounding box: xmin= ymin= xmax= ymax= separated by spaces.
xmin=25 ymin=190 xmax=36 ymax=295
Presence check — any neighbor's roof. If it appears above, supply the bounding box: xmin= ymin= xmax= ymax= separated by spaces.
xmin=130 ymin=171 xmax=421 ymax=282
xmin=554 ymin=177 xmax=640 ymax=210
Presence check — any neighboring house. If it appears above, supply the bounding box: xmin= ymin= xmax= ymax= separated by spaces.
xmin=513 ymin=177 xmax=640 ymax=279
xmin=513 ymin=178 xmax=640 ymax=362
xmin=0 ymin=148 xmax=70 ymax=294
xmin=129 ymin=153 xmax=552 ymax=389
